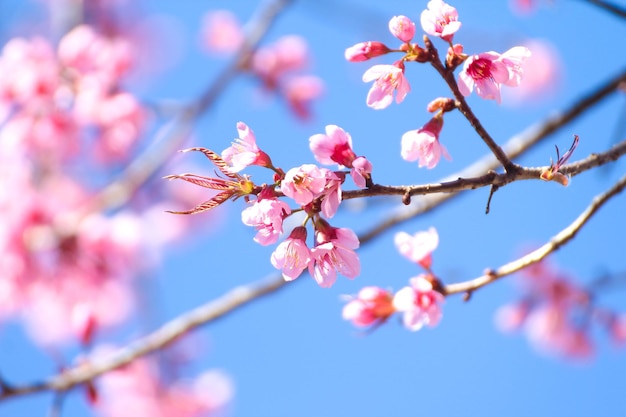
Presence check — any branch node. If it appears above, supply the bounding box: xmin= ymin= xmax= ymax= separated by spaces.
xmin=402 ymin=190 xmax=412 ymax=205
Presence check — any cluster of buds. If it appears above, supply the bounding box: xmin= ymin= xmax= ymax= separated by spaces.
xmin=167 ymin=122 xmax=372 ymax=288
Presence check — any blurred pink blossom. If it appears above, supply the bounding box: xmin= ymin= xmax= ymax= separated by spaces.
xmin=394 ymin=227 xmax=439 ymax=270
xmin=343 ymin=286 xmax=395 ymax=327
xmin=389 ymin=15 xmax=416 ymax=43
xmin=393 ymin=275 xmax=444 ymax=331
xmin=201 ymin=10 xmax=244 ymax=54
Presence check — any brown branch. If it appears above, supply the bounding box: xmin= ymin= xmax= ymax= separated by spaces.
xmin=425 ymin=36 xmax=520 ymax=173
xmin=444 ymin=172 xmax=626 ymax=295
xmin=358 ymin=67 xmax=626 ymax=243
xmin=341 ymin=138 xmax=626 ymax=200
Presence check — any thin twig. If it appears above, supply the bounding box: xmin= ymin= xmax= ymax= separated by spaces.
xmin=444 ymin=173 xmax=626 ymax=295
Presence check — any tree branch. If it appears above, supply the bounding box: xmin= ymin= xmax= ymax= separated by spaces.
xmin=444 ymin=172 xmax=626 ymax=295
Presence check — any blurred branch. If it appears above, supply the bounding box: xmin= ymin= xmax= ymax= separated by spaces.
xmin=81 ymin=0 xmax=294 ymax=216
xmin=0 ymin=273 xmax=289 ymax=401
xmin=579 ymin=0 xmax=626 ymax=19
xmin=444 ymin=172 xmax=626 ymax=296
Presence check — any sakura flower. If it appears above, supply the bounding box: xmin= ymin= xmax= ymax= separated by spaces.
xmin=458 ymin=47 xmax=531 ymax=104
xmin=393 ymin=275 xmax=444 ymax=331
xmin=420 ymin=0 xmax=462 ymax=43
xmin=222 ymin=122 xmax=273 ymax=172
xmin=281 ymin=164 xmax=327 ymax=206
xmin=309 ymin=125 xmax=372 ymax=188
xmin=309 ymin=125 xmax=357 ymax=167
xmin=343 ymin=286 xmax=395 ymax=327
xmin=362 ymin=63 xmax=410 ymax=109
xmin=309 ymin=220 xmax=360 ymax=288
xmin=394 ymin=227 xmax=439 ymax=270
xmin=345 ymin=41 xmax=391 ymax=62
xmin=401 ymin=116 xmax=450 ymax=169
xmin=241 ymin=196 xmax=291 ymax=246
xmin=389 ymin=16 xmax=416 ymax=43
xmin=319 ymin=170 xmax=343 ymax=218
xmin=270 ymin=226 xmax=311 ymax=281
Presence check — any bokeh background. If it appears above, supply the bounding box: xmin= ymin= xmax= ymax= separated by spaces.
xmin=1 ymin=0 xmax=625 ymax=416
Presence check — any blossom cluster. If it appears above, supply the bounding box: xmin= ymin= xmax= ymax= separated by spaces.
xmin=169 ymin=122 xmax=373 ymax=288
xmin=201 ymin=10 xmax=324 ymax=120
xmin=345 ymin=0 xmax=531 ymax=170
xmin=0 ymin=24 xmax=203 ymax=348
xmin=496 ymin=261 xmax=626 ymax=360
xmin=342 ymin=228 xmax=445 ymax=332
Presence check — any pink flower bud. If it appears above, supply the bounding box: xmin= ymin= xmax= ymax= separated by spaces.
xmin=389 ymin=15 xmax=416 ymax=43
xmin=344 ymin=41 xmax=391 ymax=62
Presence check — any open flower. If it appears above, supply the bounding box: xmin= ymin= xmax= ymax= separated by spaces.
xmin=401 ymin=116 xmax=450 ymax=169
xmin=420 ymin=0 xmax=461 ymax=42
xmin=458 ymin=47 xmax=531 ymax=103
xmin=309 ymin=220 xmax=360 ymax=288
xmin=270 ymin=226 xmax=312 ymax=280
xmin=362 ymin=62 xmax=410 ymax=109
xmin=221 ymin=122 xmax=273 ymax=173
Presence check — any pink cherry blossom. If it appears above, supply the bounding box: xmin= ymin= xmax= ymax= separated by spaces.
xmin=222 ymin=122 xmax=273 ymax=172
xmin=344 ymin=41 xmax=391 ymax=62
xmin=309 ymin=124 xmax=357 ymax=167
xmin=362 ymin=63 xmax=410 ymax=109
xmin=458 ymin=47 xmax=531 ymax=104
xmin=270 ymin=226 xmax=312 ymax=281
xmin=394 ymin=227 xmax=439 ymax=270
xmin=420 ymin=0 xmax=462 ymax=43
xmin=281 ymin=164 xmax=327 ymax=206
xmin=400 ymin=116 xmax=450 ymax=169
xmin=241 ymin=197 xmax=291 ymax=246
xmin=319 ymin=169 xmax=343 ymax=218
xmin=309 ymin=220 xmax=360 ymax=288
xmin=201 ymin=10 xmax=244 ymax=54
xmin=393 ymin=275 xmax=444 ymax=331
xmin=343 ymin=286 xmax=395 ymax=327
xmin=389 ymin=15 xmax=416 ymax=43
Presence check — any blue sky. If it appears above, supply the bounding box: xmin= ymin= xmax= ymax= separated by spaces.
xmin=1 ymin=0 xmax=626 ymax=416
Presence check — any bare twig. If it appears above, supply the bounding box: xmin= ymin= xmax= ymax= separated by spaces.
xmin=444 ymin=173 xmax=626 ymax=295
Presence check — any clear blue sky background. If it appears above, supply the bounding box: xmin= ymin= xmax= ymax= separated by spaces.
xmin=1 ymin=1 xmax=626 ymax=416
